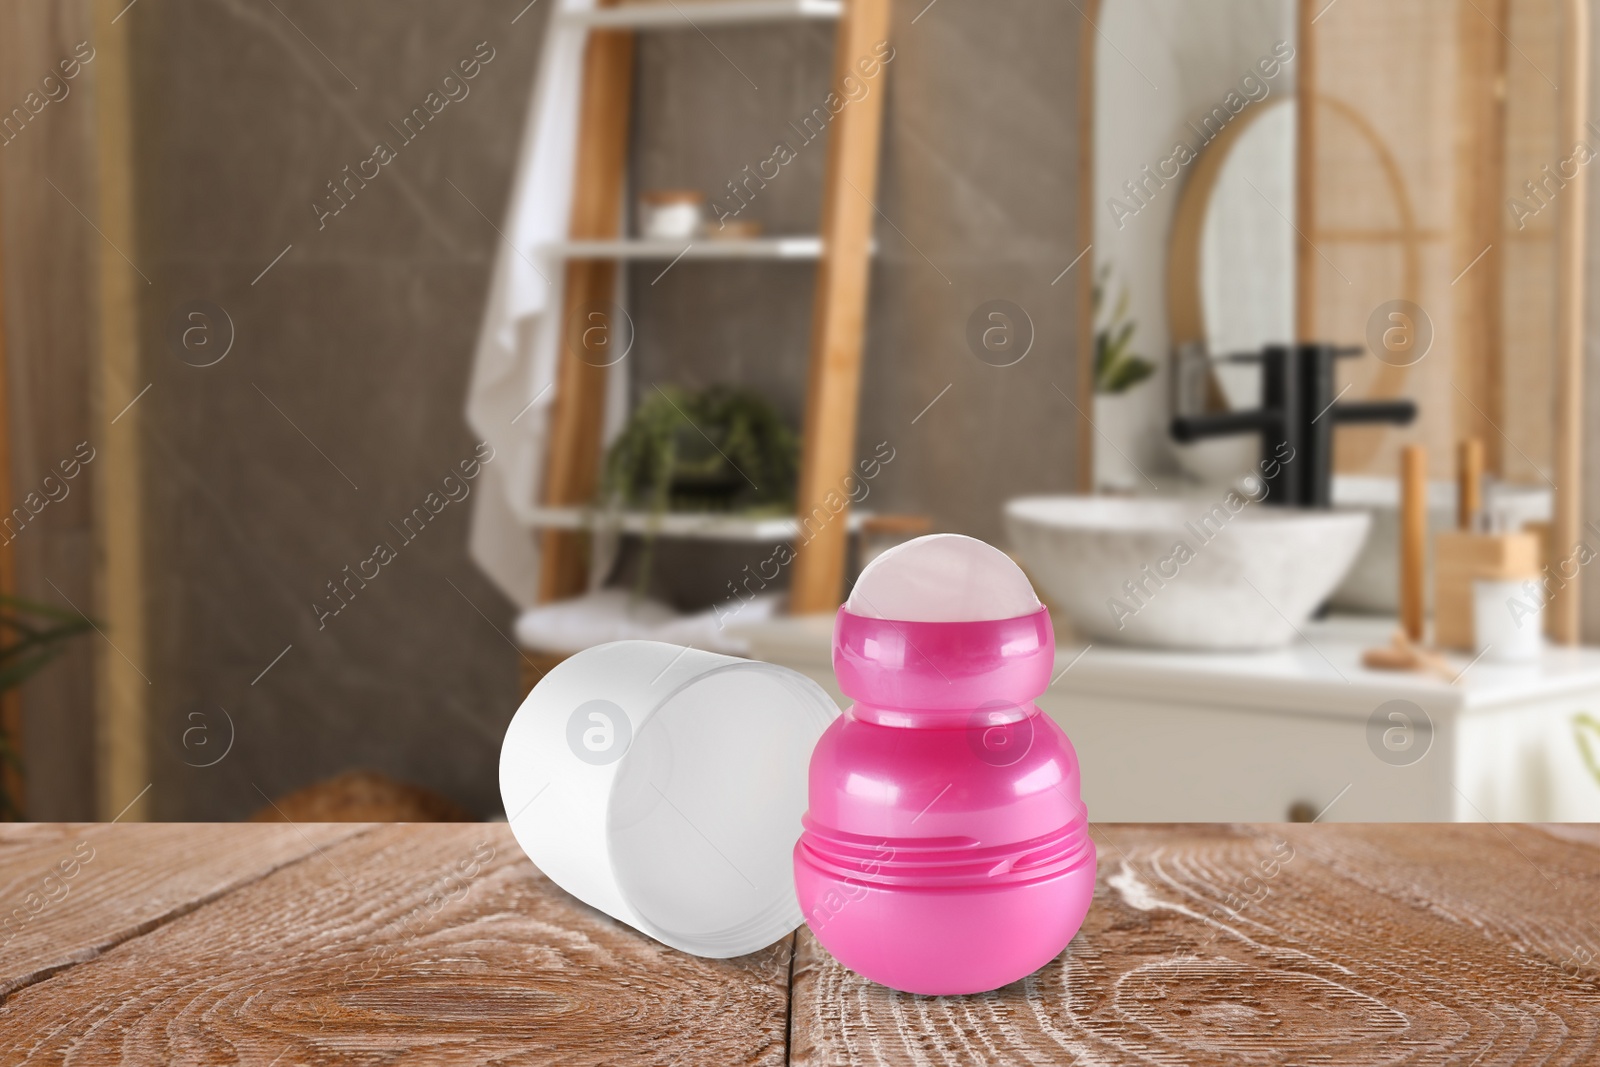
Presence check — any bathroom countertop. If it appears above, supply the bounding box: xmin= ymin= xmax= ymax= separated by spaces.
xmin=3 ymin=821 xmax=1597 ymax=1064
xmin=1051 ymin=615 xmax=1600 ymax=718
xmin=738 ymin=613 xmax=1600 ymax=719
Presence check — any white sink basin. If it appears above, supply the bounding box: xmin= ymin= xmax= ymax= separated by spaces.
xmin=1005 ymin=495 xmax=1370 ymax=650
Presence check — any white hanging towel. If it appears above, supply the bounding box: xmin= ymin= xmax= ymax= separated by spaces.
xmin=464 ymin=0 xmax=596 ymax=609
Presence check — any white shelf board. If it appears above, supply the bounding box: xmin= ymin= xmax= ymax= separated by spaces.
xmin=558 ymin=0 xmax=843 ymax=29
xmin=526 ymin=506 xmax=867 ymax=542
xmin=541 ymin=236 xmax=824 ymax=261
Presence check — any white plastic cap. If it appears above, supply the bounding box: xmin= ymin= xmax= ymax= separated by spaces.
xmin=499 ymin=641 xmax=838 ymax=958
xmin=847 ymin=532 xmax=1041 ymax=622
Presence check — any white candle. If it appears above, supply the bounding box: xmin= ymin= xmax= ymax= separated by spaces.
xmin=1473 ymin=578 xmax=1543 ymax=662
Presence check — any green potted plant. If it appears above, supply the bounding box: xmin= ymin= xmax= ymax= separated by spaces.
xmin=601 ymin=384 xmax=799 ymax=593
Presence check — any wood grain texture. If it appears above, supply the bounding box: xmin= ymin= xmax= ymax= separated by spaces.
xmin=787 ymin=0 xmax=892 ymax=614
xmin=538 ymin=22 xmax=635 ymax=604
xmin=0 ymin=824 xmax=792 ymax=1067
xmin=1400 ymin=444 xmax=1427 ymax=642
xmin=89 ymin=0 xmax=151 ymax=820
xmin=3 ymin=823 xmax=1598 ymax=1065
xmin=792 ymin=823 xmax=1600 ymax=1066
xmin=0 ymin=821 xmax=366 ymax=999
xmin=1550 ymin=0 xmax=1590 ymax=645
xmin=1293 ymin=0 xmax=1316 ymax=348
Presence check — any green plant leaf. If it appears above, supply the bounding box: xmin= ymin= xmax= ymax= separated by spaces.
xmin=1575 ymin=712 xmax=1600 ymax=788
xmin=1104 ymin=356 xmax=1155 ymax=393
xmin=0 ymin=594 xmax=95 ymax=625
xmin=1091 ymin=265 xmax=1150 ymax=395
xmin=0 ymin=647 xmax=70 ymax=691
xmin=0 ymin=596 xmax=93 ymax=819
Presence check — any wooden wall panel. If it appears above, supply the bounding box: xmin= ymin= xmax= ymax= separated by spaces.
xmin=537 ymin=26 xmax=635 ymax=604
xmin=1500 ymin=0 xmax=1561 ymax=484
xmin=1551 ymin=0 xmax=1589 ymax=643
xmin=0 ymin=0 xmax=103 ymax=819
xmin=89 ymin=0 xmax=151 ymax=816
xmin=1454 ymin=0 xmax=1508 ymax=470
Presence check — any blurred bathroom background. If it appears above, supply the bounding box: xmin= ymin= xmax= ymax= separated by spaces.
xmin=3 ymin=0 xmax=1600 ymax=824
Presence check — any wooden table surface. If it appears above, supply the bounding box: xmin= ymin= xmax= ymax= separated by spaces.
xmin=2 ymin=823 xmax=1598 ymax=1065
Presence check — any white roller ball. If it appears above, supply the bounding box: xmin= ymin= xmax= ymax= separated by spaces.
xmin=846 ymin=533 xmax=1041 ymax=622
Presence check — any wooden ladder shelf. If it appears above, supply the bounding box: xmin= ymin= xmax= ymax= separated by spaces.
xmin=535 ymin=0 xmax=891 ymax=615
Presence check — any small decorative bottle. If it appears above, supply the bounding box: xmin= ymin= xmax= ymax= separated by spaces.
xmin=794 ymin=533 xmax=1096 ymax=995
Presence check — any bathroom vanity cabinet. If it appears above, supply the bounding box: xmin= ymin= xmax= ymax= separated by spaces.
xmin=739 ymin=615 xmax=1600 ymax=823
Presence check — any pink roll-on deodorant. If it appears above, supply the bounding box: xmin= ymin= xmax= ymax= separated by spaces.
xmin=794 ymin=533 xmax=1096 ymax=995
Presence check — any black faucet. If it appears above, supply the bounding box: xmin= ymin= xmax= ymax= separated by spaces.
xmin=1170 ymin=343 xmax=1417 ymax=508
